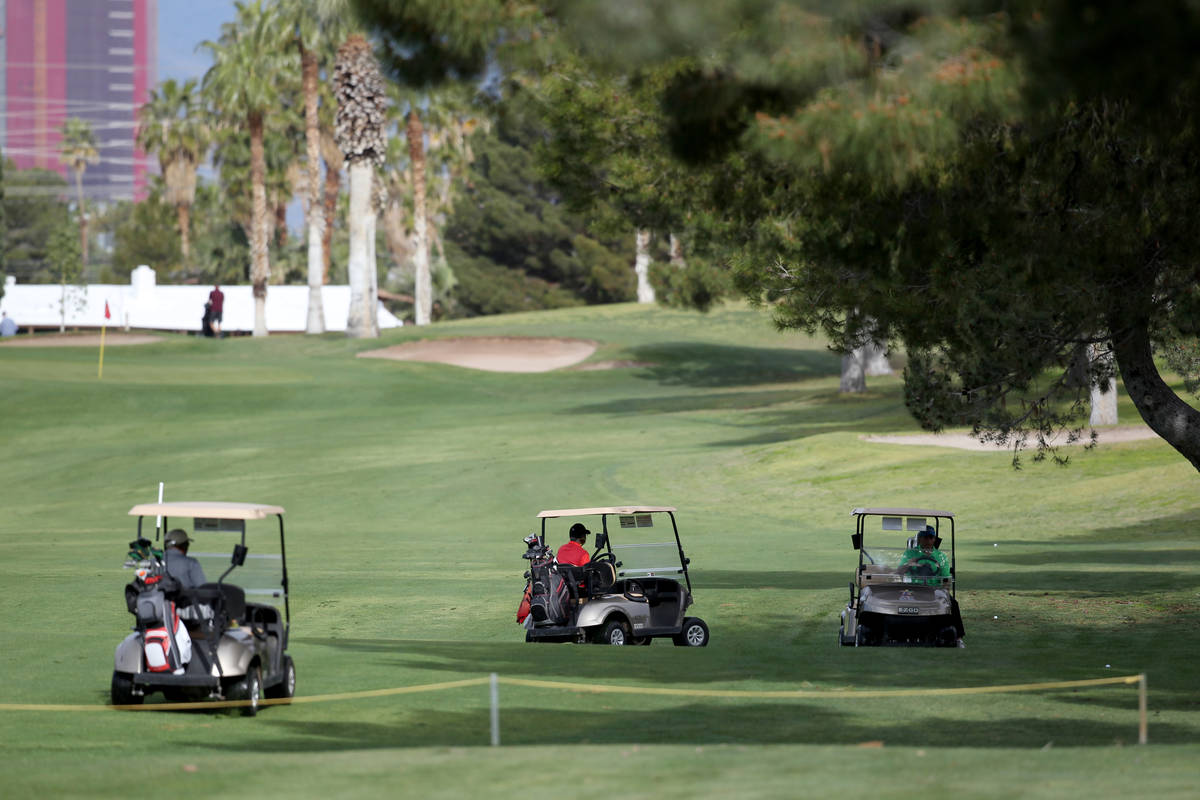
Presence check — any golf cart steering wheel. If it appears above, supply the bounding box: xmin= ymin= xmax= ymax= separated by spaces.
xmin=591 ymin=551 xmax=616 ymax=565
xmin=907 ymin=557 xmax=939 ymax=578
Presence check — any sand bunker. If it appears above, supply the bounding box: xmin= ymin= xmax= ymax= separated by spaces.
xmin=0 ymin=332 xmax=163 ymax=347
xmin=863 ymin=426 xmax=1160 ymax=452
xmin=358 ymin=336 xmax=599 ymax=373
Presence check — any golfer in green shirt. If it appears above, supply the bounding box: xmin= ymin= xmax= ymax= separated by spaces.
xmin=899 ymin=526 xmax=950 ymax=585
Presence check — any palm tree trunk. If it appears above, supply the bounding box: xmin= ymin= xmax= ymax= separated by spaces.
xmin=408 ymin=109 xmax=431 ymax=326
xmin=177 ymin=204 xmax=191 ymax=264
xmin=635 ymin=229 xmax=655 ymax=303
xmin=301 ymin=47 xmax=326 ymax=334
xmin=249 ymin=110 xmax=270 ymax=337
xmin=345 ymin=160 xmax=376 ymax=338
xmin=367 ymin=208 xmax=379 ymax=333
xmin=275 ymin=203 xmax=289 ymax=248
xmin=75 ymin=169 xmax=88 ymax=267
xmin=322 ymin=161 xmax=340 ymax=284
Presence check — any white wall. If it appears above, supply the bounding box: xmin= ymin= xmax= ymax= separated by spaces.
xmin=0 ymin=268 xmax=402 ymax=333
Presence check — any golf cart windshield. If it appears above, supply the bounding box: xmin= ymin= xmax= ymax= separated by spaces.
xmin=860 ymin=546 xmax=951 ymax=586
xmin=127 ymin=502 xmax=288 ymax=601
xmin=537 ymin=506 xmax=690 ymax=587
xmin=611 ymin=541 xmax=685 ymax=578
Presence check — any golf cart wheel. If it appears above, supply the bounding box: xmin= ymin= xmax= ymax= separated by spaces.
xmin=935 ymin=626 xmax=959 ymax=648
xmin=630 ymin=636 xmax=652 ymax=646
xmin=266 ymin=655 xmax=296 ymax=700
xmin=673 ymin=617 xmax=709 ymax=647
xmin=599 ymin=619 xmax=631 ymax=645
xmin=228 ymin=667 xmax=262 ymax=716
xmin=111 ymin=671 xmax=141 ymax=706
xmin=855 ymin=624 xmax=876 ymax=647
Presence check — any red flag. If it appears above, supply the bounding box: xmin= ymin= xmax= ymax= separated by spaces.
xmin=104 ymin=301 xmax=111 ymax=320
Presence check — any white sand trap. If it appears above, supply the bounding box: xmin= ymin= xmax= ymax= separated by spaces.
xmin=358 ymin=336 xmax=598 ymax=373
xmin=863 ymin=425 xmax=1161 ymax=451
xmin=0 ymin=332 xmax=163 ymax=347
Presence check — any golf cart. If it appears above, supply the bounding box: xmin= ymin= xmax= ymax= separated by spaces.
xmin=839 ymin=507 xmax=965 ymax=647
xmin=519 ymin=506 xmax=709 ymax=646
xmin=111 ymin=501 xmax=295 ymax=714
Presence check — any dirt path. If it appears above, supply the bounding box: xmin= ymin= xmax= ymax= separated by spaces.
xmin=0 ymin=332 xmax=163 ymax=347
xmin=863 ymin=426 xmax=1161 ymax=451
xmin=358 ymin=337 xmax=599 ymax=373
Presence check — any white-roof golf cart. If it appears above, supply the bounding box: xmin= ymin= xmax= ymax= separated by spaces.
xmin=112 ymin=502 xmax=295 ymax=714
xmin=839 ymin=507 xmax=965 ymax=647
xmin=519 ymin=506 xmax=709 ymax=646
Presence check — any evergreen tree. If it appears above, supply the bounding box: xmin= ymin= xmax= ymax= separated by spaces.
xmin=444 ymin=97 xmax=635 ymax=316
xmin=548 ymin=0 xmax=1200 ymax=470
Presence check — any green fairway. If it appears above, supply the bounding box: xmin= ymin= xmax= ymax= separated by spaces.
xmin=1 ymin=302 xmax=1198 ymax=798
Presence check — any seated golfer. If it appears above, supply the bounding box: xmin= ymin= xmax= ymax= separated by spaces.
xmin=556 ymin=523 xmax=591 ymax=567
xmin=164 ymin=529 xmax=213 ymax=621
xmin=898 ymin=526 xmax=950 ymax=585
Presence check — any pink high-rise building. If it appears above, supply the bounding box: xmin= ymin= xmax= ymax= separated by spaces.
xmin=2 ymin=0 xmax=158 ymax=200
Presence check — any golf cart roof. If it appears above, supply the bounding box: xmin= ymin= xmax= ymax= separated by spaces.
xmin=851 ymin=507 xmax=954 ymax=518
xmin=128 ymin=501 xmax=285 ymax=520
xmin=537 ymin=505 xmax=676 ymax=519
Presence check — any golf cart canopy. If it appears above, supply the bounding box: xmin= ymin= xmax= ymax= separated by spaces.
xmin=852 ymin=507 xmax=953 ymax=518
xmin=128 ymin=501 xmax=286 ymax=520
xmin=537 ymin=506 xmax=676 ymax=518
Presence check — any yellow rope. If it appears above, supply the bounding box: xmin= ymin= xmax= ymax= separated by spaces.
xmin=0 ymin=674 xmax=1142 ymax=712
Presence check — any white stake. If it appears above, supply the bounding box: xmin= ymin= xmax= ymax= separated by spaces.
xmin=489 ymin=672 xmax=500 ymax=747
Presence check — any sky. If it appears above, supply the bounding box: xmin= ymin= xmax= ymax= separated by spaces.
xmin=157 ymin=1 xmax=240 ymax=86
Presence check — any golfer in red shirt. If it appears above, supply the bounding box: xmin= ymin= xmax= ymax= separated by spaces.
xmin=208 ymin=285 xmax=225 ymax=337
xmin=556 ymin=523 xmax=591 ymax=566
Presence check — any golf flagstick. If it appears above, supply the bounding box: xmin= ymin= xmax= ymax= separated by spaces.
xmin=98 ymin=300 xmax=111 ymax=378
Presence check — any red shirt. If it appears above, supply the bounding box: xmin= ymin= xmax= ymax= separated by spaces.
xmin=556 ymin=541 xmax=590 ymax=567
xmin=209 ymin=287 xmax=224 ymax=313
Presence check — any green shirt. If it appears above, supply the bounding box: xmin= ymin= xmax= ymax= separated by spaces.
xmin=899 ymin=546 xmax=950 ymax=585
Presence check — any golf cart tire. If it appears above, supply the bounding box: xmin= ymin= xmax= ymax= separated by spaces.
xmin=855 ymin=624 xmax=876 ymax=647
xmin=228 ymin=666 xmax=262 ymax=717
xmin=673 ymin=617 xmax=709 ymax=647
xmin=111 ymin=671 xmax=141 ymax=706
xmin=266 ymin=655 xmax=296 ymax=700
xmin=935 ymin=626 xmax=959 ymax=648
xmin=599 ymin=619 xmax=631 ymax=645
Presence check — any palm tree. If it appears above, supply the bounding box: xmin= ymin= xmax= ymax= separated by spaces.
xmin=406 ymin=106 xmax=431 ymax=326
xmin=58 ymin=118 xmax=99 ymax=267
xmin=136 ymin=79 xmax=210 ymax=267
xmin=333 ymin=33 xmax=387 ymax=338
xmin=277 ymin=0 xmax=351 ymax=334
xmin=201 ymin=0 xmax=294 ymax=337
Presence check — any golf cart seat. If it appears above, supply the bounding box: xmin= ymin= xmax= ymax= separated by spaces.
xmin=583 ymin=560 xmax=616 ymax=594
xmin=182 ymin=582 xmax=246 ymax=625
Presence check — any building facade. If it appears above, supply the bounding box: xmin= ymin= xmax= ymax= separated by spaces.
xmin=2 ymin=0 xmax=157 ymax=200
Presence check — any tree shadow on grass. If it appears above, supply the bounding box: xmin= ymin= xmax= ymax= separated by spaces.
xmin=563 ymin=387 xmax=910 ymax=446
xmin=189 ymin=702 xmax=1192 ymax=751
xmin=624 ymin=342 xmax=841 ymax=388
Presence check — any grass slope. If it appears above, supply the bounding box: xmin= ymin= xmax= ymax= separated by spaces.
xmin=1 ymin=302 xmax=1197 ymax=798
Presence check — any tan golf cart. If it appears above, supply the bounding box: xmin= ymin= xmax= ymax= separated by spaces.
xmin=112 ymin=501 xmax=295 ymax=714
xmin=519 ymin=506 xmax=709 ymax=646
xmin=839 ymin=507 xmax=965 ymax=647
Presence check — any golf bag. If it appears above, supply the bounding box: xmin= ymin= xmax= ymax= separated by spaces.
xmin=128 ymin=563 xmax=191 ymax=672
xmin=201 ymin=302 xmax=215 ymax=337
xmin=527 ymin=561 xmax=570 ymax=625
